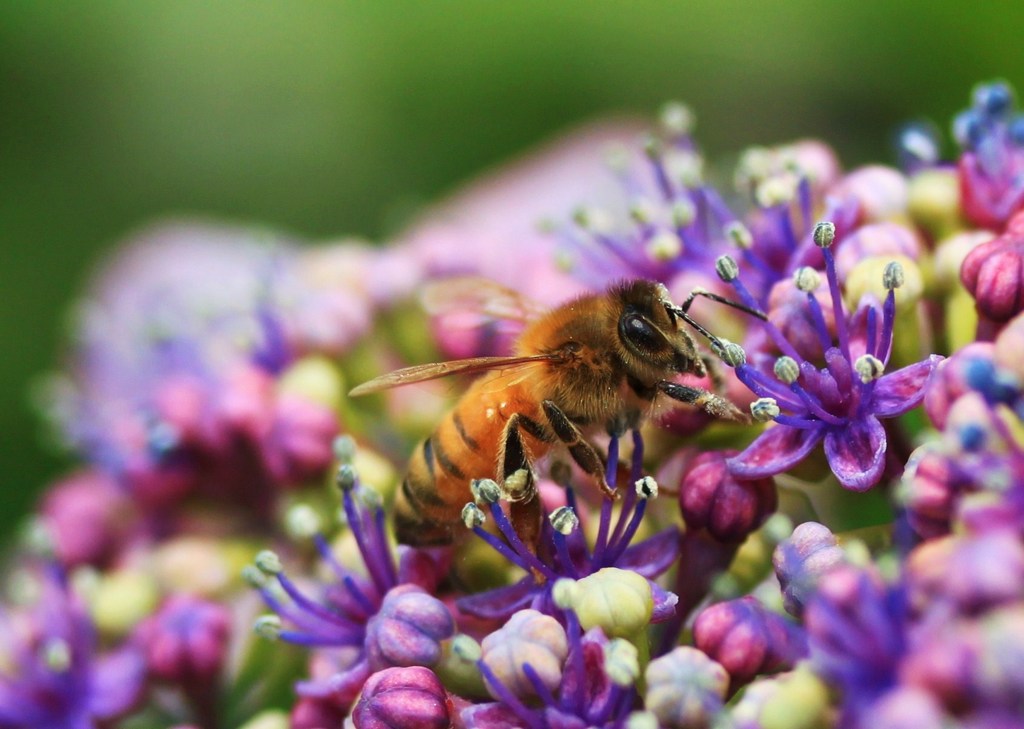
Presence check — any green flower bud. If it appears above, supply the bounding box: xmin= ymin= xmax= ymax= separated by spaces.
xmin=554 ymin=568 xmax=653 ymax=638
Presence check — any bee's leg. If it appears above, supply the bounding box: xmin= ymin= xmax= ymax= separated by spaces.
xmin=497 ymin=414 xmax=542 ymax=548
xmin=700 ymin=352 xmax=728 ymax=394
xmin=541 ymin=400 xmax=618 ymax=499
xmin=657 ymin=380 xmax=748 ymax=423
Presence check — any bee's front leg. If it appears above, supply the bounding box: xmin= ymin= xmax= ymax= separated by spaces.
xmin=540 ymin=400 xmax=619 ymax=500
xmin=657 ymin=381 xmax=748 ymax=423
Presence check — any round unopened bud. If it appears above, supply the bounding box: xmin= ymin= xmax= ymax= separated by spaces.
xmin=693 ymin=596 xmax=808 ymax=687
xmin=725 ymin=222 xmax=754 ymax=250
xmin=549 ymin=506 xmax=579 ymax=535
xmin=254 ymin=615 xmax=282 ymax=641
xmin=605 ymin=638 xmax=641 ymax=687
xmin=335 ymin=464 xmax=357 ymax=491
xmin=750 ymin=398 xmax=780 ymax=422
xmin=141 ymin=595 xmax=232 ymax=684
xmin=772 ymin=522 xmax=846 ymax=617
xmin=660 ymin=101 xmax=695 ymax=136
xmin=646 ymin=231 xmax=683 ymax=262
xmin=471 ymin=478 xmax=501 ymax=504
xmin=557 ymin=568 xmax=653 ymax=638
xmin=812 ymin=221 xmax=835 ymax=248
xmin=645 ymin=646 xmax=729 ymax=729
xmin=792 ymin=266 xmax=821 ymax=293
xmin=883 ymin=260 xmax=906 ymax=290
xmin=854 ymin=354 xmax=885 ymax=383
xmin=716 ymin=255 xmax=740 ymax=282
xmin=755 ymin=176 xmax=797 ymax=208
xmin=352 ymin=666 xmax=451 ymax=729
xmin=680 ymin=451 xmax=778 ymax=543
xmin=481 ymin=609 xmax=568 ymax=698
xmin=773 ymin=356 xmax=800 ymax=384
xmin=461 ymin=503 xmax=485 ymax=529
xmin=254 ymin=550 xmax=282 ymax=576
xmin=671 ymin=199 xmax=696 ymax=227
xmin=332 ymin=435 xmax=357 ymax=464
xmin=366 ymin=585 xmax=456 ymax=670
xmin=635 ymin=476 xmax=658 ymax=499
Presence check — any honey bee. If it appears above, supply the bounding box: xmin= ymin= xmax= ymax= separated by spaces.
xmin=350 ymin=278 xmax=751 ymax=546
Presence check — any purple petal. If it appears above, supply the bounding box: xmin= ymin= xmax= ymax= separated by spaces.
xmin=727 ymin=425 xmax=825 ymax=479
xmin=650 ymin=582 xmax=679 ymax=623
xmin=461 ymin=702 xmax=529 ymax=729
xmin=456 ymin=576 xmax=538 ymax=620
xmin=617 ymin=526 xmax=680 ymax=578
xmin=88 ymin=646 xmax=146 ymax=719
xmin=823 ymin=416 xmax=887 ymax=491
xmin=298 ymin=656 xmax=371 ymax=707
xmin=872 ymin=355 xmax=943 ymax=418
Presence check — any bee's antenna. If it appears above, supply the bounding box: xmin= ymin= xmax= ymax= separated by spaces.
xmin=667 ymin=304 xmax=747 ymax=367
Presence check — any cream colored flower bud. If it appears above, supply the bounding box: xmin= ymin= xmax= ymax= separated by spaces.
xmin=555 ymin=568 xmax=653 ymax=638
xmin=480 ymin=609 xmax=568 ymax=699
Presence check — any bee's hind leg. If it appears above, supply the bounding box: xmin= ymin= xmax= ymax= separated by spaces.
xmin=496 ymin=414 xmax=542 ymax=548
xmin=540 ymin=400 xmax=618 ymax=500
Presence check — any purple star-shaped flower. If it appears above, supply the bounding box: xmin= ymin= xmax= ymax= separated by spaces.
xmin=456 ymin=431 xmax=679 ymax=623
xmin=720 ymin=222 xmax=941 ymax=491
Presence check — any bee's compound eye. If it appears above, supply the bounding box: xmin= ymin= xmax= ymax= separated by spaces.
xmin=621 ymin=313 xmax=661 ymax=351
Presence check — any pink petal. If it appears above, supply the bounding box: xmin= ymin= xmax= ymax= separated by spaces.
xmin=823 ymin=416 xmax=887 ymax=492
xmin=88 ymin=646 xmax=146 ymax=719
xmin=461 ymin=702 xmax=528 ymax=729
xmin=651 ymin=582 xmax=679 ymax=623
xmin=727 ymin=425 xmax=824 ymax=479
xmin=873 ymin=355 xmax=943 ymax=418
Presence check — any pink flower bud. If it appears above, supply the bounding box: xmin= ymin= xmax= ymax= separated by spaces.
xmin=901 ymin=448 xmax=963 ymax=539
xmin=260 ymin=394 xmax=338 ymax=485
xmin=961 ymin=212 xmax=1024 ymax=323
xmin=41 ymin=469 xmax=132 ymax=568
xmin=365 ymin=585 xmax=455 ymax=670
xmin=352 ymin=666 xmax=451 ymax=729
xmin=922 ymin=343 xmax=995 ymax=429
xmin=680 ymin=451 xmax=777 ymax=543
xmin=831 ymin=165 xmax=908 ymax=222
xmin=772 ymin=521 xmax=846 ymax=617
xmin=291 ymin=696 xmax=346 ymax=729
xmin=693 ymin=596 xmax=807 ymax=688
xmin=139 ymin=595 xmax=231 ymax=685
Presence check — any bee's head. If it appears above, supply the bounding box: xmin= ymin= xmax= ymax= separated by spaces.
xmin=613 ymin=280 xmax=704 ymax=379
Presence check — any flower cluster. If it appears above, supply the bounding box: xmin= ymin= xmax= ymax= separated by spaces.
xmin=5 ymin=80 xmax=1024 ymax=728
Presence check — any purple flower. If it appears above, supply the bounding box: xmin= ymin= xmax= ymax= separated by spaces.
xmin=456 ymin=432 xmax=678 ymax=623
xmin=723 ymin=222 xmax=941 ymax=491
xmin=463 ymin=610 xmax=637 ymax=729
xmin=804 ymin=564 xmax=909 ymax=724
xmin=249 ymin=459 xmax=448 ymax=714
xmin=954 ymin=81 xmax=1024 ymax=230
xmin=0 ymin=563 xmax=145 ymax=729
xmin=46 ymin=221 xmax=341 ymax=515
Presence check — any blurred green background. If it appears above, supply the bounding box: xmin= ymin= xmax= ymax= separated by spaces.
xmin=3 ymin=1 xmax=1023 ymax=527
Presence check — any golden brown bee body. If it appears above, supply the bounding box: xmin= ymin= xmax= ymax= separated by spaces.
xmin=351 ymin=279 xmax=742 ymax=546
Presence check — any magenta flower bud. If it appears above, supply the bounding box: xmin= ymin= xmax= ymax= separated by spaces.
xmin=907 ymin=532 xmax=1024 ymax=616
xmin=834 ymin=222 xmax=923 ymax=282
xmin=351 ymin=666 xmax=451 ymax=729
xmin=40 ymin=469 xmax=131 ymax=568
xmin=961 ymin=215 xmax=1024 ymax=323
xmin=365 ymin=585 xmax=455 ymax=670
xmin=922 ymin=343 xmax=995 ymax=429
xmin=900 ymin=447 xmax=964 ymax=539
xmin=680 ymin=451 xmax=777 ymax=543
xmin=693 ymin=596 xmax=808 ymax=688
xmin=139 ymin=595 xmax=232 ymax=685
xmin=831 ymin=165 xmax=909 ymax=222
xmin=291 ymin=696 xmax=346 ymax=729
xmin=772 ymin=521 xmax=846 ymax=617
xmin=260 ymin=394 xmax=339 ymax=485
